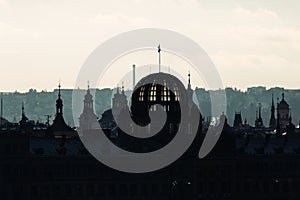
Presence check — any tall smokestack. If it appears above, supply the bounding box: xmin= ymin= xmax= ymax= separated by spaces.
xmin=132 ymin=64 xmax=136 ymax=90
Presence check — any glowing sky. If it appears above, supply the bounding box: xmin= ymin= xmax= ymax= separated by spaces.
xmin=0 ymin=0 xmax=299 ymax=92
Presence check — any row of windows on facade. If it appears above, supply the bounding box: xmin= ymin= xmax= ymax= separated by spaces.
xmin=138 ymin=84 xmax=180 ymax=102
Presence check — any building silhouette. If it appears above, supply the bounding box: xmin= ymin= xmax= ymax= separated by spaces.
xmin=1 ymin=48 xmax=300 ymax=200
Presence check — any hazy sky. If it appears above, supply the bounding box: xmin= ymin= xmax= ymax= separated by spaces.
xmin=0 ymin=0 xmax=299 ymax=92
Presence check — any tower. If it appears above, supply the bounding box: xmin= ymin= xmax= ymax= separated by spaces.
xmin=112 ymin=84 xmax=128 ymax=117
xmin=56 ymin=83 xmax=63 ymax=115
xmin=187 ymin=71 xmax=193 ymax=108
xmin=269 ymin=94 xmax=276 ymax=129
xmin=277 ymin=92 xmax=289 ymax=130
xmin=19 ymin=102 xmax=29 ymax=130
xmin=47 ymin=83 xmax=77 ymax=138
xmin=79 ymin=82 xmax=99 ymax=131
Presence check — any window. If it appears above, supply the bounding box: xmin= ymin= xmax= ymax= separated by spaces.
xmin=139 ymin=87 xmax=145 ymax=101
xmin=174 ymin=85 xmax=180 ymax=101
xmin=161 ymin=81 xmax=170 ymax=101
xmin=149 ymin=83 xmax=156 ymax=101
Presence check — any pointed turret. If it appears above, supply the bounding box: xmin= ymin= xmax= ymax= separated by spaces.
xmin=269 ymin=94 xmax=276 ymax=129
xmin=255 ymin=103 xmax=264 ymax=128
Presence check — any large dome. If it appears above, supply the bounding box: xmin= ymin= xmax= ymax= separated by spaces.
xmin=278 ymin=93 xmax=289 ymax=110
xmin=131 ymin=72 xmax=188 ymax=125
xmin=132 ymin=72 xmax=187 ymax=103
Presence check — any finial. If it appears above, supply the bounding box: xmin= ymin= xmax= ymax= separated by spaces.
xmin=188 ymin=71 xmax=191 ymax=84
xmin=58 ymin=81 xmax=61 ymax=99
xmin=282 ymin=92 xmax=284 ymax=100
xmin=87 ymin=80 xmax=90 ymax=90
xmin=158 ymin=44 xmax=161 ymax=73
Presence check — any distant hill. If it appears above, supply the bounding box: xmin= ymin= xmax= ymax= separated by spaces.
xmin=1 ymin=87 xmax=299 ymax=127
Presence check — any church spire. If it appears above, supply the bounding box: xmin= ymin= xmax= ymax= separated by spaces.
xmin=269 ymin=93 xmax=276 ymax=129
xmin=56 ymin=82 xmax=63 ymax=115
xmin=20 ymin=101 xmax=28 ymax=125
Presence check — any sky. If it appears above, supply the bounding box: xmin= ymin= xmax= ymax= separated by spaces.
xmin=0 ymin=0 xmax=299 ymax=92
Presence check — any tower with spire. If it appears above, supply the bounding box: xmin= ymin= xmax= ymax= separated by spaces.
xmin=277 ymin=92 xmax=290 ymax=131
xmin=79 ymin=82 xmax=99 ymax=132
xmin=47 ymin=83 xmax=77 ymax=138
xmin=112 ymin=83 xmax=128 ymax=117
xmin=19 ymin=102 xmax=28 ymax=125
xmin=269 ymin=94 xmax=276 ymax=129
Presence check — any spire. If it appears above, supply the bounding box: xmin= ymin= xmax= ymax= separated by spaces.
xmin=56 ymin=82 xmax=63 ymax=115
xmin=58 ymin=81 xmax=61 ymax=99
xmin=282 ymin=92 xmax=285 ymax=100
xmin=270 ymin=93 xmax=276 ymax=129
xmin=22 ymin=101 xmax=25 ymax=116
xmin=87 ymin=80 xmax=90 ymax=91
xmin=158 ymin=44 xmax=161 ymax=73
xmin=20 ymin=101 xmax=28 ymax=124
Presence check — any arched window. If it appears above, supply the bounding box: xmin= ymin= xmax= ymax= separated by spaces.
xmin=139 ymin=87 xmax=145 ymax=101
xmin=174 ymin=84 xmax=180 ymax=101
xmin=161 ymin=81 xmax=170 ymax=102
xmin=149 ymin=82 xmax=156 ymax=101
